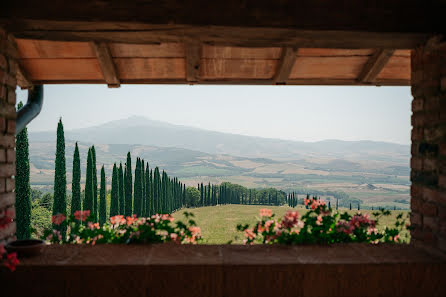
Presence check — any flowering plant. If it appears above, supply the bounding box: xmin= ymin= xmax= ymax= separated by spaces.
xmin=0 ymin=209 xmax=19 ymax=271
xmin=237 ymin=198 xmax=408 ymax=245
xmin=43 ymin=211 xmax=201 ymax=245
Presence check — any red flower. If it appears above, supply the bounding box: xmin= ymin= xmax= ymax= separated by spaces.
xmin=52 ymin=213 xmax=66 ymax=225
xmin=74 ymin=210 xmax=90 ymax=221
xmin=4 ymin=252 xmax=19 ymax=272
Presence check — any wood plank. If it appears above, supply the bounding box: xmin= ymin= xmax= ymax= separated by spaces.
xmin=289 ymin=56 xmax=369 ymax=79
xmin=109 ymin=43 xmax=185 ymax=58
xmin=185 ymin=43 xmax=201 ymax=82
xmin=297 ymin=49 xmax=374 ymax=57
xmin=114 ymin=58 xmax=185 ymax=79
xmin=357 ymin=49 xmax=395 ymax=83
xmin=376 ymin=55 xmax=410 ymax=80
xmin=16 ymin=39 xmax=95 ymax=58
xmin=202 ymin=46 xmax=281 ymax=59
xmin=20 ymin=58 xmax=103 ymax=81
xmin=200 ymin=59 xmax=277 ymax=79
xmin=91 ymin=42 xmax=120 ymax=87
xmin=273 ymin=47 xmax=298 ymax=83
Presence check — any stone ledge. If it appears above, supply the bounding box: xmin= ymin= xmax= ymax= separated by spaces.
xmin=1 ymin=244 xmax=445 ymax=297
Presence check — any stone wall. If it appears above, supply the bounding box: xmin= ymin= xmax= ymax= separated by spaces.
xmin=0 ymin=28 xmax=17 ymax=244
xmin=411 ymin=41 xmax=446 ymax=253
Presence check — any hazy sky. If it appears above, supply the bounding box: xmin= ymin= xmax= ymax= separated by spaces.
xmin=17 ymin=85 xmax=412 ymax=144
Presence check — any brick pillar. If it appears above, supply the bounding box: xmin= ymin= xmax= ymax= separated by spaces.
xmin=410 ymin=40 xmax=446 ymax=253
xmin=0 ymin=28 xmax=17 ymax=244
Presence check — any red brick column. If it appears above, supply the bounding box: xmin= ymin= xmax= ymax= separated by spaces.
xmin=0 ymin=28 xmax=18 ymax=244
xmin=410 ymin=41 xmax=446 ymax=253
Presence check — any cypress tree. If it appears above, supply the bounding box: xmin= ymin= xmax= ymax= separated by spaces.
xmin=53 ymin=119 xmax=67 ymax=237
xmin=91 ymin=146 xmax=98 ymax=221
xmin=141 ymin=159 xmax=146 ymax=217
xmin=124 ymin=152 xmax=133 ymax=216
xmin=99 ymin=165 xmax=107 ymax=225
xmin=118 ymin=162 xmax=125 ymax=215
xmin=153 ymin=167 xmax=161 ymax=213
xmin=145 ymin=163 xmax=151 ymax=217
xmin=84 ymin=148 xmax=94 ymax=213
xmin=110 ymin=163 xmax=119 ymax=217
xmin=71 ymin=142 xmax=81 ymax=216
xmin=15 ymin=102 xmax=31 ymax=239
xmin=133 ymin=158 xmax=142 ymax=216
xmin=149 ymin=168 xmax=154 ymax=215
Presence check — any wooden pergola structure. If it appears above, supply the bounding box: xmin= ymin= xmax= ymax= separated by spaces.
xmin=2 ymin=1 xmax=443 ymax=88
xmin=1 ymin=1 xmax=446 ymax=296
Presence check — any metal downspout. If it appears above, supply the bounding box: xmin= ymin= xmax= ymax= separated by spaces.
xmin=15 ymin=85 xmax=44 ymax=135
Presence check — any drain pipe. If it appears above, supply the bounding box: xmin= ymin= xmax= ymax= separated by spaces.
xmin=16 ymin=85 xmax=44 ymax=135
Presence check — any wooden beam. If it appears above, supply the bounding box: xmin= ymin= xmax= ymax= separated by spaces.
xmin=273 ymin=47 xmax=298 ymax=83
xmin=26 ymin=78 xmax=410 ymax=86
xmin=357 ymin=49 xmax=395 ymax=83
xmin=1 ymin=1 xmax=444 ymax=35
xmin=5 ymin=23 xmax=429 ymax=50
xmin=185 ymin=43 xmax=201 ymax=83
xmin=15 ymin=62 xmax=33 ymax=89
xmin=90 ymin=42 xmax=120 ymax=87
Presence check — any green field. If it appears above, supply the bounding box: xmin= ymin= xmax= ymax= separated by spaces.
xmin=172 ymin=204 xmax=410 ymax=244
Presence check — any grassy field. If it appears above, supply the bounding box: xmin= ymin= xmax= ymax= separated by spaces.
xmin=172 ymin=204 xmax=410 ymax=244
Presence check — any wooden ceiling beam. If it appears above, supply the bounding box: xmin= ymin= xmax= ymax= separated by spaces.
xmin=91 ymin=42 xmax=120 ymax=88
xmin=185 ymin=43 xmax=201 ymax=83
xmin=357 ymin=49 xmax=395 ymax=83
xmin=15 ymin=62 xmax=33 ymax=89
xmin=273 ymin=47 xmax=298 ymax=84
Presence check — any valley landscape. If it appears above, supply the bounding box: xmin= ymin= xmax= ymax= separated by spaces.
xmin=29 ymin=116 xmax=410 ymax=210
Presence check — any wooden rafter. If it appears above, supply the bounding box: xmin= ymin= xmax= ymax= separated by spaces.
xmin=357 ymin=49 xmax=395 ymax=83
xmin=91 ymin=42 xmax=120 ymax=87
xmin=16 ymin=62 xmax=33 ymax=89
xmin=273 ymin=47 xmax=298 ymax=84
xmin=185 ymin=43 xmax=201 ymax=83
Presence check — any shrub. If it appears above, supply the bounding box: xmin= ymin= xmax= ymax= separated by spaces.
xmin=43 ymin=211 xmax=201 ymax=245
xmin=237 ymin=198 xmax=409 ymax=245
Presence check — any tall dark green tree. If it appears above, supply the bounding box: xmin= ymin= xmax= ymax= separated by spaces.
xmin=84 ymin=148 xmax=94 ymax=213
xmin=118 ymin=162 xmax=125 ymax=215
xmin=91 ymin=146 xmax=98 ymax=221
xmin=153 ymin=167 xmax=161 ymax=213
xmin=141 ymin=159 xmax=146 ymax=216
xmin=133 ymin=158 xmax=142 ymax=216
xmin=71 ymin=142 xmax=81 ymax=216
xmin=110 ymin=163 xmax=119 ymax=217
xmin=124 ymin=152 xmax=133 ymax=216
xmin=53 ymin=118 xmax=67 ymax=237
xmin=15 ymin=102 xmax=31 ymax=239
xmin=99 ymin=165 xmax=107 ymax=225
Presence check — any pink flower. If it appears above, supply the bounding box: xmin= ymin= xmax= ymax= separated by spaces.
xmin=393 ymin=235 xmax=401 ymax=243
xmin=74 ymin=210 xmax=90 ymax=222
xmin=161 ymin=214 xmax=174 ymax=222
xmin=126 ymin=215 xmax=137 ymax=225
xmin=0 ymin=244 xmax=6 ymax=255
xmin=52 ymin=214 xmax=66 ymax=225
xmin=110 ymin=215 xmax=125 ymax=225
xmin=244 ymin=229 xmax=256 ymax=240
xmin=259 ymin=209 xmax=272 ymax=217
xmin=87 ymin=222 xmax=100 ymax=230
xmin=189 ymin=226 xmax=201 ymax=238
xmin=316 ymin=215 xmax=323 ymax=226
xmin=282 ymin=211 xmax=300 ymax=228
xmin=304 ymin=199 xmax=310 ymax=206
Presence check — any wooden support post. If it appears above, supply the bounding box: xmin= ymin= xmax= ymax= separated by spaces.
xmin=273 ymin=47 xmax=298 ymax=84
xmin=185 ymin=43 xmax=201 ymax=83
xmin=357 ymin=49 xmax=395 ymax=84
xmin=91 ymin=42 xmax=120 ymax=88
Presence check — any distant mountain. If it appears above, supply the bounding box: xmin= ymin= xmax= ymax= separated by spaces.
xmin=30 ymin=116 xmax=409 ymax=163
